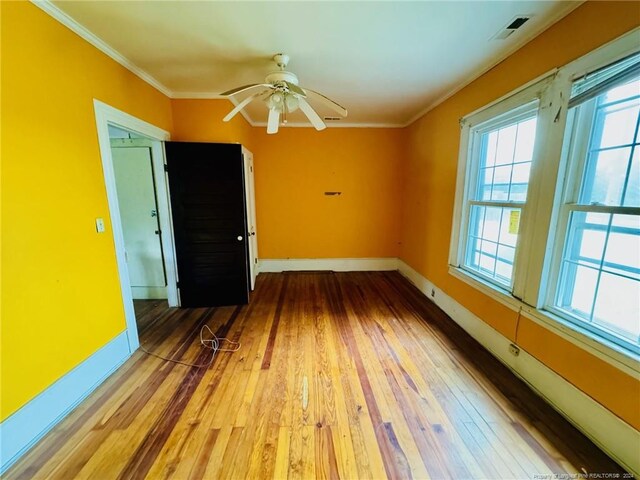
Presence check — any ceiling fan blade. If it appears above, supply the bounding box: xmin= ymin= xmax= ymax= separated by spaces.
xmin=298 ymin=97 xmax=326 ymax=131
xmin=220 ymin=83 xmax=272 ymax=96
xmin=283 ymin=81 xmax=306 ymax=97
xmin=302 ymin=88 xmax=348 ymax=117
xmin=223 ymin=90 xmax=268 ymax=122
xmin=267 ymin=108 xmax=280 ymax=134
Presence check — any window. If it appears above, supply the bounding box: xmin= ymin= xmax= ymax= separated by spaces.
xmin=548 ymin=57 xmax=640 ymax=351
xmin=450 ymin=32 xmax=640 ymax=357
xmin=452 ymin=81 xmax=549 ymax=293
xmin=464 ymin=107 xmax=537 ymax=287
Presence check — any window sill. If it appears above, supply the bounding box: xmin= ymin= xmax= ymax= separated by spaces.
xmin=448 ymin=265 xmax=640 ymax=376
xmin=448 ymin=265 xmax=522 ymax=311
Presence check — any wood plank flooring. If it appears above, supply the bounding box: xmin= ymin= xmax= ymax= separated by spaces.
xmin=5 ymin=272 xmax=626 ymax=479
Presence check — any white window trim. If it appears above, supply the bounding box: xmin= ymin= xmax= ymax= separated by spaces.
xmin=448 ymin=264 xmax=640 ymax=378
xmin=449 ymin=75 xmax=554 ymax=287
xmin=449 ymin=27 xmax=640 ymax=374
xmin=464 ymin=101 xmax=540 ymax=290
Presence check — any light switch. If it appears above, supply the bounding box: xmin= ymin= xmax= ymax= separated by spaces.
xmin=95 ymin=218 xmax=105 ymax=233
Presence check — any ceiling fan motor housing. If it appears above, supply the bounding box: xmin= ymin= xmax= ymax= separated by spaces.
xmin=265 ymin=70 xmax=299 ymax=86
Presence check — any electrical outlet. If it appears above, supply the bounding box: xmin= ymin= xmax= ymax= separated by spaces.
xmin=509 ymin=343 xmax=520 ymax=356
xmin=95 ymin=218 xmax=105 ymax=233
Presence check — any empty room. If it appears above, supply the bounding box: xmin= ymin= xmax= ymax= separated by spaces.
xmin=2 ymin=0 xmax=639 ymax=478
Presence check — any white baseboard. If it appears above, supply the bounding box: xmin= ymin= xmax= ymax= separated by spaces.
xmin=131 ymin=286 xmax=168 ymax=299
xmin=397 ymin=260 xmax=639 ymax=476
xmin=258 ymin=257 xmax=399 ymax=273
xmin=0 ymin=332 xmax=131 ymax=474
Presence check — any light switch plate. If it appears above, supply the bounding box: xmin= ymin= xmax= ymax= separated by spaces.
xmin=95 ymin=218 xmax=105 ymax=233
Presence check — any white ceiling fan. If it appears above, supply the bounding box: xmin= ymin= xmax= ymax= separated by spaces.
xmin=221 ymin=53 xmax=348 ymax=134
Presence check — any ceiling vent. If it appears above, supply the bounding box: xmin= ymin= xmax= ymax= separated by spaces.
xmin=324 ymin=116 xmax=341 ymax=121
xmin=492 ymin=15 xmax=532 ymax=40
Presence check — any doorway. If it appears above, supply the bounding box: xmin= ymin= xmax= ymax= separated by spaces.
xmin=110 ymin=129 xmax=167 ymax=301
xmin=94 ymin=100 xmax=178 ymax=353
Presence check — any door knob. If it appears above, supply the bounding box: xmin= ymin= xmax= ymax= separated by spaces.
xmin=237 ymin=236 xmax=243 ymax=241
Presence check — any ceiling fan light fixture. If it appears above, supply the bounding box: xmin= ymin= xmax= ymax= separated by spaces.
xmin=267 ymin=91 xmax=284 ymax=110
xmin=221 ymin=53 xmax=347 ymax=133
xmin=285 ymin=94 xmax=299 ymax=112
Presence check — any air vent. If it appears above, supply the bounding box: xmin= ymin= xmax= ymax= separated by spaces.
xmin=492 ymin=15 xmax=532 ymax=40
xmin=323 ymin=116 xmax=341 ymax=121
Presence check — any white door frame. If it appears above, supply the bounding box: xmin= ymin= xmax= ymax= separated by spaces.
xmin=242 ymin=147 xmax=258 ymax=289
xmin=94 ymin=99 xmax=178 ymax=353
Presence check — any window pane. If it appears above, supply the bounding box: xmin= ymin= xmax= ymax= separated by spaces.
xmin=604 ymin=78 xmax=640 ymax=104
xmin=596 ymin=96 xmax=639 ymax=149
xmin=555 ymin=212 xmax=640 ymax=344
xmin=593 ymin=272 xmax=640 ymax=342
xmin=578 ymin=77 xmax=640 ymax=208
xmin=603 ymin=214 xmax=640 ymax=280
xmin=623 ymin=149 xmax=639 ymax=207
xmin=513 ymin=117 xmax=537 ymax=163
xmin=558 ymin=264 xmax=599 ymax=317
xmin=581 ymin=147 xmax=631 ymax=206
xmin=476 ymin=115 xmax=537 ymax=203
xmin=465 ymin=205 xmax=520 ymax=286
xmin=491 ymin=165 xmax=511 ymax=200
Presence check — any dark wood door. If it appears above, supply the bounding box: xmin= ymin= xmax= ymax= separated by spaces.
xmin=165 ymin=142 xmax=249 ymax=307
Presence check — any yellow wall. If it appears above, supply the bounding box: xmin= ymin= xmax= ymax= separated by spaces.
xmin=171 ymin=99 xmax=254 ymax=150
xmin=252 ymin=128 xmax=404 ymax=259
xmin=1 ymin=2 xmax=173 ymax=420
xmin=400 ymin=1 xmax=640 ymax=429
xmin=2 ymin=0 xmax=637 ymax=437
xmin=171 ymin=103 xmax=405 ymax=259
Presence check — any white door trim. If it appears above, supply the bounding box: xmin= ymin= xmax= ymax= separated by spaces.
xmin=242 ymin=147 xmax=258 ymax=289
xmin=93 ymin=99 xmax=175 ymax=353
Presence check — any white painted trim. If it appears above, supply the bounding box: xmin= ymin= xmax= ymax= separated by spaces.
xmin=562 ymin=27 xmax=640 ymax=82
xmin=170 ymin=94 xmax=404 ymax=127
xmin=31 ymin=0 xmax=172 ymax=97
xmin=447 ymin=263 xmax=639 ymax=377
xmin=150 ymin=141 xmax=179 ymax=307
xmin=170 ymin=92 xmax=229 ymax=99
xmin=397 ymin=260 xmax=640 ymax=477
xmin=94 ymin=99 xmax=177 ymax=353
xmin=446 ymin=29 xmax=640 ymax=369
xmin=258 ymin=257 xmax=399 ymax=273
xmin=252 ymin=122 xmax=404 ymax=129
xmin=31 ymin=0 xmax=587 ymax=129
xmin=94 ymin=100 xmax=170 ymax=141
xmin=242 ymin=147 xmax=258 ymax=290
xmin=0 ymin=332 xmax=130 ymax=475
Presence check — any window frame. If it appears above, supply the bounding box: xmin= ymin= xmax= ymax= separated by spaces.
xmin=542 ymin=74 xmax=640 ymax=354
xmin=462 ymin=102 xmax=539 ymax=290
xmin=449 ymin=27 xmax=640 ymax=370
xmin=449 ymin=76 xmax=554 ymax=297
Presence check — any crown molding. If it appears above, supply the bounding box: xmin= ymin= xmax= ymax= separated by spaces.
xmin=31 ymin=0 xmax=173 ymax=97
xmin=252 ymin=121 xmax=404 ymax=129
xmin=170 ymin=92 xmax=228 ymax=99
xmin=32 ymin=0 xmax=584 ymax=130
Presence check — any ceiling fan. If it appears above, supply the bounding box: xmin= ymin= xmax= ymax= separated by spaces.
xmin=221 ymin=53 xmax=348 ymax=134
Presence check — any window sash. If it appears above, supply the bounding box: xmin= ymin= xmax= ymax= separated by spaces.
xmin=543 ymin=69 xmax=640 ymax=353
xmin=455 ymin=97 xmax=544 ymax=289
xmin=569 ymin=53 xmax=640 ymax=108
xmin=450 ymin=29 xmax=640 ymax=363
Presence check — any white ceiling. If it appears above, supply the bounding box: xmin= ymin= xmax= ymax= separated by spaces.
xmin=50 ymin=0 xmax=580 ymax=126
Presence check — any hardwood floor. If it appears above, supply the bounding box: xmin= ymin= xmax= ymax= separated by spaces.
xmin=5 ymin=272 xmax=626 ymax=479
